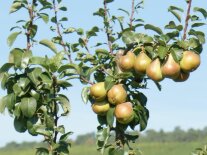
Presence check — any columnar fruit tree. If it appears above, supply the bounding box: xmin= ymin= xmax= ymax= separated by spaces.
xmin=0 ymin=0 xmax=206 ymax=155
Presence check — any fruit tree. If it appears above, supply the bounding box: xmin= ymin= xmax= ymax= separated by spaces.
xmin=0 ymin=0 xmax=207 ymax=155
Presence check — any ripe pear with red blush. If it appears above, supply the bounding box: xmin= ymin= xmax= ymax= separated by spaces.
xmin=146 ymin=58 xmax=164 ymax=82
xmin=107 ymin=84 xmax=127 ymax=105
xmin=134 ymin=52 xmax=152 ymax=74
xmin=119 ymin=51 xmax=135 ymax=71
xmin=180 ymin=51 xmax=200 ymax=72
xmin=161 ymin=53 xmax=180 ymax=79
xmin=115 ymin=102 xmax=134 ymax=124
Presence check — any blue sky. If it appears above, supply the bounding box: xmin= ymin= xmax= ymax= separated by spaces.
xmin=0 ymin=0 xmax=207 ymax=147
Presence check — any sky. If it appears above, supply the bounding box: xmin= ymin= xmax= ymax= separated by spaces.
xmin=0 ymin=0 xmax=207 ymax=147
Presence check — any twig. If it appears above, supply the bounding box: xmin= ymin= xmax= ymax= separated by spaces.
xmin=130 ymin=0 xmax=135 ymax=30
xmin=80 ymin=76 xmax=94 ymax=85
xmin=183 ymin=0 xmax=192 ymax=40
xmin=52 ymin=0 xmax=72 ymax=63
xmin=26 ymin=0 xmax=36 ymax=51
xmin=103 ymin=0 xmax=113 ymax=54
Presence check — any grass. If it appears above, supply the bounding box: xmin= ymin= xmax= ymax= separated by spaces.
xmin=0 ymin=142 xmax=205 ymax=155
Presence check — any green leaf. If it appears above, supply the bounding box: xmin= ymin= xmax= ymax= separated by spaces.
xmin=3 ymin=93 xmax=16 ymax=110
xmin=21 ymin=50 xmax=32 ymax=68
xmin=0 ymin=97 xmax=7 ymax=113
xmin=168 ymin=6 xmax=184 ymax=12
xmin=104 ymin=76 xmax=115 ymax=91
xmin=0 ymin=63 xmax=14 ymax=74
xmin=157 ymin=46 xmax=168 ymax=60
xmin=118 ymin=8 xmax=130 ymax=16
xmin=36 ymin=126 xmax=52 ymax=137
xmin=81 ymin=87 xmax=90 ymax=104
xmin=1 ymin=72 xmax=9 ymax=90
xmin=153 ymin=81 xmax=162 ymax=91
xmin=7 ymin=31 xmax=21 ymax=47
xmin=9 ymin=48 xmax=24 ymax=68
xmin=35 ymin=147 xmax=49 ymax=155
xmin=39 ymin=39 xmax=57 ymax=53
xmin=171 ymin=48 xmax=183 ymax=62
xmin=96 ymin=126 xmax=110 ymax=154
xmin=95 ymin=49 xmax=109 ymax=59
xmin=14 ymin=116 xmax=27 ymax=133
xmin=19 ymin=77 xmax=30 ymax=90
xmin=57 ymin=94 xmax=71 ymax=116
xmin=58 ymin=64 xmax=81 ymax=74
xmin=86 ymin=26 xmax=99 ymax=39
xmin=38 ymin=13 xmax=49 ymax=23
xmin=29 ymin=56 xmax=47 ymax=67
xmin=28 ymin=67 xmax=42 ymax=86
xmin=55 ymin=125 xmax=65 ymax=134
xmin=165 ymin=21 xmax=183 ymax=31
xmin=144 ymin=24 xmax=163 ymax=35
xmin=169 ymin=10 xmax=182 ymax=22
xmin=122 ymin=30 xmax=135 ymax=44
xmin=59 ymin=6 xmax=67 ymax=11
xmin=106 ymin=107 xmax=115 ymax=127
xmin=60 ymin=132 xmax=73 ymax=142
xmin=191 ymin=23 xmax=206 ymax=28
xmin=10 ymin=2 xmax=22 ymax=13
xmin=14 ymin=104 xmax=21 ymax=118
xmin=20 ymin=97 xmax=37 ymax=118
xmin=188 ymin=29 xmax=205 ymax=44
xmin=106 ymin=0 xmax=114 ymax=3
xmin=64 ymin=27 xmax=76 ymax=34
xmin=194 ymin=7 xmax=207 ymax=19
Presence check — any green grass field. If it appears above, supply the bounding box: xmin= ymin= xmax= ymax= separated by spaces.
xmin=0 ymin=142 xmax=205 ymax=155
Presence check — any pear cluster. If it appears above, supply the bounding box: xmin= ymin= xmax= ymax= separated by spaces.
xmin=119 ymin=50 xmax=200 ymax=82
xmin=90 ymin=82 xmax=134 ymax=124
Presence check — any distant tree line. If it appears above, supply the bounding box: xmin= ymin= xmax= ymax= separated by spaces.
xmin=139 ymin=126 xmax=207 ymax=142
xmin=1 ymin=126 xmax=207 ymax=150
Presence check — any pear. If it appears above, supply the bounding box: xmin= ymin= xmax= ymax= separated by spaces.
xmin=161 ymin=53 xmax=180 ymax=79
xmin=146 ymin=58 xmax=164 ymax=82
xmin=180 ymin=51 xmax=200 ymax=72
xmin=134 ymin=52 xmax=152 ymax=74
xmin=115 ymin=102 xmax=134 ymax=124
xmin=107 ymin=84 xmax=127 ymax=105
xmin=173 ymin=71 xmax=190 ymax=82
xmin=92 ymin=100 xmax=110 ymax=116
xmin=119 ymin=51 xmax=135 ymax=71
xmin=90 ymin=82 xmax=107 ymax=101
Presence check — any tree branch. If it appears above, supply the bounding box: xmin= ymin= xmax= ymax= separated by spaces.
xmin=130 ymin=0 xmax=135 ymax=30
xmin=103 ymin=0 xmax=113 ymax=54
xmin=52 ymin=0 xmax=72 ymax=63
xmin=26 ymin=0 xmax=36 ymax=51
xmin=183 ymin=0 xmax=192 ymax=40
xmin=52 ymin=75 xmax=58 ymax=155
